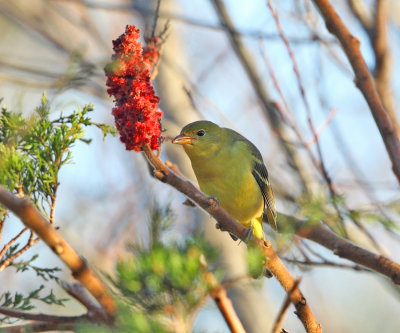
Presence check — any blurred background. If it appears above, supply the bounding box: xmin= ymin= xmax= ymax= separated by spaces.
xmin=0 ymin=0 xmax=400 ymax=332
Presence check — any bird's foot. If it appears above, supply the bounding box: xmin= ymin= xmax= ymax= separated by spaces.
xmin=215 ymin=223 xmax=239 ymax=241
xmin=263 ymin=268 xmax=273 ymax=278
xmin=241 ymin=226 xmax=254 ymax=243
xmin=229 ymin=233 xmax=239 ymax=241
xmin=206 ymin=196 xmax=219 ymax=209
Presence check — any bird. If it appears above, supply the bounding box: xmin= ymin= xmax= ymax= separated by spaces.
xmin=172 ymin=120 xmax=277 ymax=240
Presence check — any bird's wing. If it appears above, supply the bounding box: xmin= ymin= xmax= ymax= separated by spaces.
xmin=251 ymin=155 xmax=277 ymax=230
xmin=224 ymin=128 xmax=277 ymax=230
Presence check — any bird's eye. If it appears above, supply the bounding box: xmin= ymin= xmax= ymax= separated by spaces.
xmin=197 ymin=130 xmax=205 ymax=137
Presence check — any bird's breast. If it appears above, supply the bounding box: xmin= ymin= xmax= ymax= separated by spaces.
xmin=193 ymin=159 xmax=264 ymax=224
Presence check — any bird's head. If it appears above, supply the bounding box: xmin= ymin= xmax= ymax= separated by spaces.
xmin=172 ymin=120 xmax=222 ymax=158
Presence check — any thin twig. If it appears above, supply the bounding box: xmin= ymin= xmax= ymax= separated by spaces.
xmin=267 ymin=0 xmax=348 ymax=236
xmin=277 ymin=213 xmax=400 ymax=284
xmin=372 ymin=0 xmax=398 ymax=136
xmin=49 ymin=194 xmax=56 ymax=225
xmin=53 ymin=0 xmax=335 ymax=43
xmin=284 ymin=257 xmax=370 ymax=272
xmin=0 ymin=236 xmax=41 ymax=272
xmin=0 ymin=185 xmax=116 ymax=322
xmin=0 ymin=306 xmax=86 ymax=323
xmin=0 ymin=213 xmax=6 ymax=244
xmin=272 ymin=279 xmax=301 ymax=333
xmin=305 ymin=108 xmax=338 ymax=147
xmin=311 ymin=0 xmax=400 ymax=184
xmin=205 ymin=272 xmax=246 ymax=333
xmin=0 ymin=227 xmax=28 ymax=260
xmin=150 ymin=0 xmax=161 ymax=38
xmin=211 ymin=0 xmax=315 ymax=194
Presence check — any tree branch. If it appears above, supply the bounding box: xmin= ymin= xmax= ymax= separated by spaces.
xmin=294 ymin=222 xmax=400 ymax=284
xmin=372 ymin=0 xmax=398 ymax=135
xmin=205 ymin=272 xmax=246 ymax=333
xmin=0 ymin=185 xmax=116 ymax=322
xmin=62 ymin=281 xmax=109 ymax=321
xmin=0 ymin=307 xmax=86 ymax=323
xmin=3 ymin=321 xmax=75 ymax=333
xmin=276 ymin=214 xmax=400 ymax=284
xmin=311 ymin=0 xmax=400 ymax=183
xmin=272 ymin=279 xmax=300 ymax=333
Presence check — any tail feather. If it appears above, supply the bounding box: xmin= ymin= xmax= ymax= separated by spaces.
xmin=266 ymin=206 xmax=277 ymax=231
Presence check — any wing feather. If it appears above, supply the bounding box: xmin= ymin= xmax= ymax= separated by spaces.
xmin=224 ymin=128 xmax=277 ymax=230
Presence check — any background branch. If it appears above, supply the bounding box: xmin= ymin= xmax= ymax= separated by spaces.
xmin=0 ymin=185 xmax=116 ymax=323
xmin=206 ymin=272 xmax=246 ymax=333
xmin=311 ymin=0 xmax=400 ymax=183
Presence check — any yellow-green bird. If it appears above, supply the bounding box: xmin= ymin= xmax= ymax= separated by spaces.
xmin=172 ymin=120 xmax=277 ymax=240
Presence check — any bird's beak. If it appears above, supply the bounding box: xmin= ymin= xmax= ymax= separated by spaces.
xmin=172 ymin=134 xmax=195 ymax=145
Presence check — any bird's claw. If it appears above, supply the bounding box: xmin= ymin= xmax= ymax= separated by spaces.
xmin=242 ymin=226 xmax=253 ymax=243
xmin=229 ymin=233 xmax=239 ymax=241
xmin=228 ymin=227 xmax=252 ymax=243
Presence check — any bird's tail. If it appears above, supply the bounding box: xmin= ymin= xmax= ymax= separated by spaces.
xmin=266 ymin=207 xmax=277 ymax=231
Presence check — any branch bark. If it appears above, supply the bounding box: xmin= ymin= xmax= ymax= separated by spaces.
xmin=272 ymin=279 xmax=300 ymax=333
xmin=206 ymin=272 xmax=246 ymax=333
xmin=311 ymin=0 xmax=400 ymax=183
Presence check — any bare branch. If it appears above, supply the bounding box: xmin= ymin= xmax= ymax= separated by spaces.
xmin=2 ymin=321 xmax=75 ymax=333
xmin=311 ymin=0 xmax=400 ymax=184
xmin=0 ymin=228 xmax=29 ymax=261
xmin=267 ymin=0 xmax=347 ymax=235
xmin=372 ymin=0 xmax=399 ymax=135
xmin=52 ymin=0 xmax=333 ymax=43
xmin=283 ymin=257 xmax=370 ymax=272
xmin=211 ymin=0 xmax=316 ymax=194
xmin=287 ymin=216 xmax=400 ymax=284
xmin=0 ymin=234 xmax=40 ymax=272
xmin=62 ymin=281 xmax=109 ymax=321
xmin=346 ymin=0 xmax=374 ymax=32
xmin=0 ymin=306 xmax=86 ymax=323
xmin=206 ymin=272 xmax=246 ymax=333
xmin=272 ymin=279 xmax=301 ymax=333
xmin=0 ymin=185 xmax=116 ymax=322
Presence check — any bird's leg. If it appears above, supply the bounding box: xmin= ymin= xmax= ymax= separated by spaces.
xmin=242 ymin=226 xmax=253 ymax=243
xmin=215 ymin=222 xmax=240 ymax=241
xmin=240 ymin=220 xmax=254 ymax=243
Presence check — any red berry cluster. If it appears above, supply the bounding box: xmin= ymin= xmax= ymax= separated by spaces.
xmin=105 ymin=25 xmax=162 ymax=152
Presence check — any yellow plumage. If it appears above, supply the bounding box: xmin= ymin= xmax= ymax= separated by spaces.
xmin=172 ymin=121 xmax=277 ymax=240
